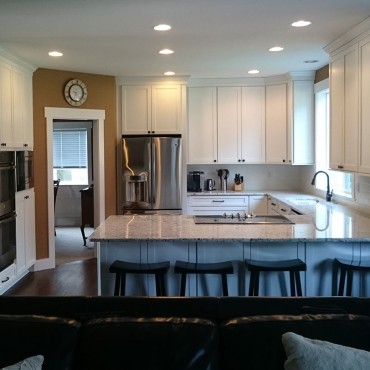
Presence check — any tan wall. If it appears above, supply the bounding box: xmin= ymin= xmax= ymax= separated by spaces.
xmin=33 ymin=68 xmax=117 ymax=259
xmin=315 ymin=65 xmax=329 ymax=83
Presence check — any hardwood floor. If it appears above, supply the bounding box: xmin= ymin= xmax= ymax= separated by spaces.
xmin=5 ymin=258 xmax=97 ymax=296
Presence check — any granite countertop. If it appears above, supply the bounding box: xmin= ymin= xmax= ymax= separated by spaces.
xmin=89 ymin=194 xmax=370 ymax=242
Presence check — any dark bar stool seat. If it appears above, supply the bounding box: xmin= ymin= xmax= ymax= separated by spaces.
xmin=335 ymin=258 xmax=370 ymax=296
xmin=174 ymin=260 xmax=234 ymax=296
xmin=245 ymin=258 xmax=306 ymax=296
xmin=109 ymin=260 xmax=170 ymax=296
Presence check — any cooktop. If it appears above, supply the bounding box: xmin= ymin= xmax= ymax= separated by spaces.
xmin=193 ymin=213 xmax=294 ymax=224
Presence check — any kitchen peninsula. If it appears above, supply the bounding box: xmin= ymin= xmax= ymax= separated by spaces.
xmin=90 ymin=195 xmax=370 ymax=297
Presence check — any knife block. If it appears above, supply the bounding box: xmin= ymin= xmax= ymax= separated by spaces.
xmin=234 ymin=183 xmax=244 ymax=191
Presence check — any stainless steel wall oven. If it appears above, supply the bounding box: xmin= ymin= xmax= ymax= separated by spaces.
xmin=0 ymin=151 xmax=16 ymax=272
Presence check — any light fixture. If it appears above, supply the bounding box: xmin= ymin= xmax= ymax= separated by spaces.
xmin=248 ymin=69 xmax=260 ymax=74
xmin=159 ymin=49 xmax=174 ymax=55
xmin=164 ymin=71 xmax=175 ymax=76
xmin=48 ymin=50 xmax=63 ymax=57
xmin=154 ymin=24 xmax=171 ymax=31
xmin=291 ymin=20 xmax=312 ymax=27
xmin=304 ymin=60 xmax=319 ymax=64
xmin=269 ymin=46 xmax=284 ymax=52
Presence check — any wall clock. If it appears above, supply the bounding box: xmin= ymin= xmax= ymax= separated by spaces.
xmin=64 ymin=79 xmax=88 ymax=106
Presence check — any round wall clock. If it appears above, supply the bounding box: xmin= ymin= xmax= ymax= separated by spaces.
xmin=64 ymin=79 xmax=88 ymax=106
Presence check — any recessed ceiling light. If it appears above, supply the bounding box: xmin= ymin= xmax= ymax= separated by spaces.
xmin=248 ymin=69 xmax=260 ymax=74
xmin=48 ymin=50 xmax=63 ymax=57
xmin=154 ymin=24 xmax=171 ymax=31
xmin=291 ymin=20 xmax=312 ymax=27
xmin=159 ymin=49 xmax=174 ymax=55
xmin=164 ymin=71 xmax=175 ymax=76
xmin=304 ymin=60 xmax=319 ymax=64
xmin=269 ymin=46 xmax=284 ymax=52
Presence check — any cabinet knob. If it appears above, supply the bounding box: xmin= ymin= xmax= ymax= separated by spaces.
xmin=213 ymin=159 xmax=217 ymax=163
xmin=147 ymin=131 xmax=151 ymax=134
xmin=23 ymin=143 xmax=28 ymax=147
xmin=282 ymin=159 xmax=286 ymax=163
xmin=24 ymin=195 xmax=29 ymax=199
xmin=238 ymin=159 xmax=241 ymax=162
xmin=152 ymin=131 xmax=155 ymax=134
xmin=242 ymin=159 xmax=245 ymax=162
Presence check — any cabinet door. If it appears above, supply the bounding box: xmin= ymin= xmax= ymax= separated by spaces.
xmin=0 ymin=60 xmax=13 ymax=147
xmin=241 ymin=86 xmax=265 ymax=163
xmin=290 ymin=81 xmax=314 ymax=164
xmin=151 ymin=85 xmax=181 ymax=134
xmin=329 ymin=45 xmax=359 ymax=172
xmin=121 ymin=85 xmax=151 ymax=134
xmin=12 ymin=67 xmax=33 ymax=148
xmin=359 ymin=35 xmax=370 ymax=174
xmin=188 ymin=87 xmax=217 ymax=163
xmin=16 ymin=189 xmax=36 ymax=275
xmin=217 ymin=87 xmax=241 ymax=163
xmin=265 ymin=84 xmax=287 ymax=163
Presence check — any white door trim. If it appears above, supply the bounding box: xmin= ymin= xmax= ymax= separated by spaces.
xmin=34 ymin=107 xmax=105 ymax=271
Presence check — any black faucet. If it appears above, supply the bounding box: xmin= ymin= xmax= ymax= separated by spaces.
xmin=311 ymin=171 xmax=333 ymax=202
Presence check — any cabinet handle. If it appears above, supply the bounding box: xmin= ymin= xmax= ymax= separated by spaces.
xmin=1 ymin=277 xmax=9 ymax=283
xmin=338 ymin=165 xmax=344 ymax=169
xmin=23 ymin=143 xmax=28 ymax=147
xmin=212 ymin=200 xmax=225 ymax=203
xmin=1 ymin=143 xmax=6 ymax=147
xmin=213 ymin=159 xmax=217 ymax=162
xmin=280 ymin=208 xmax=287 ymax=212
xmin=271 ymin=202 xmax=277 ymax=206
xmin=24 ymin=195 xmax=29 ymax=199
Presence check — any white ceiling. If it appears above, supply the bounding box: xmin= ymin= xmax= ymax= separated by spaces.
xmin=0 ymin=0 xmax=369 ymax=78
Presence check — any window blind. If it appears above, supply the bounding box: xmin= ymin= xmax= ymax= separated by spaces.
xmin=53 ymin=129 xmax=87 ymax=168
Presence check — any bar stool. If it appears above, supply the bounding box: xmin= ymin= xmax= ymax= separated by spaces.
xmin=335 ymin=258 xmax=370 ymax=296
xmin=109 ymin=260 xmax=170 ymax=296
xmin=174 ymin=260 xmax=234 ymax=296
xmin=245 ymin=258 xmax=306 ymax=296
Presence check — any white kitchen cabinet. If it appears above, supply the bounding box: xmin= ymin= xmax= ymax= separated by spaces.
xmin=288 ymin=80 xmax=315 ymax=165
xmin=0 ymin=55 xmax=34 ymax=149
xmin=16 ymin=188 xmax=36 ymax=276
xmin=188 ymin=87 xmax=217 ymax=163
xmin=265 ymin=83 xmax=288 ymax=163
xmin=187 ymin=195 xmax=249 ymax=215
xmin=0 ymin=263 xmax=16 ymax=295
xmin=359 ymin=34 xmax=370 ymax=174
xmin=241 ymin=86 xmax=265 ymax=163
xmin=329 ymin=44 xmax=359 ymax=172
xmin=121 ymin=84 xmax=182 ymax=135
xmin=217 ymin=87 xmax=241 ymax=163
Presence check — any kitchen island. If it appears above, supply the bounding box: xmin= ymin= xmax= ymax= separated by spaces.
xmin=90 ymin=196 xmax=370 ymax=297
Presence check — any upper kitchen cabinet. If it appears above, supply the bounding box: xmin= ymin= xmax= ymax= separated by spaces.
xmin=329 ymin=45 xmax=359 ymax=172
xmin=265 ymin=83 xmax=287 ymax=163
xmin=0 ymin=52 xmax=35 ymax=149
xmin=359 ymin=34 xmax=370 ymax=174
xmin=188 ymin=85 xmax=265 ymax=164
xmin=188 ymin=87 xmax=217 ymax=163
xmin=326 ymin=17 xmax=370 ymax=175
xmin=120 ymin=82 xmax=185 ymax=135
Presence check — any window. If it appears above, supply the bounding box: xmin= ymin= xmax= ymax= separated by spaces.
xmin=53 ymin=126 xmax=90 ymax=185
xmin=315 ymin=82 xmax=352 ymax=198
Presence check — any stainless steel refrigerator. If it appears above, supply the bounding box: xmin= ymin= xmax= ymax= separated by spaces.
xmin=121 ymin=135 xmax=182 ymax=214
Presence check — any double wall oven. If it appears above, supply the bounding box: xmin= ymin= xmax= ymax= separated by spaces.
xmin=0 ymin=152 xmax=16 ymax=272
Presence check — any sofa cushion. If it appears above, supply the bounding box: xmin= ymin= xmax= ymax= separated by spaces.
xmin=219 ymin=314 xmax=370 ymax=370
xmin=0 ymin=315 xmax=80 ymax=370
xmin=282 ymin=332 xmax=370 ymax=370
xmin=77 ymin=317 xmax=218 ymax=370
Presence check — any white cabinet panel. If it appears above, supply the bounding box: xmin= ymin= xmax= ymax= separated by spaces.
xmin=359 ymin=35 xmax=370 ymax=174
xmin=249 ymin=195 xmax=268 ymax=214
xmin=0 ymin=59 xmax=13 ymax=147
xmin=188 ymin=87 xmax=217 ymax=163
xmin=241 ymin=86 xmax=265 ymax=163
xmin=217 ymin=87 xmax=241 ymax=163
xmin=265 ymin=84 xmax=287 ymax=163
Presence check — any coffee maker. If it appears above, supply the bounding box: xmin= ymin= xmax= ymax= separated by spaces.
xmin=187 ymin=171 xmax=205 ymax=192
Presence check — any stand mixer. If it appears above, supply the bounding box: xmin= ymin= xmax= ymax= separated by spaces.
xmin=217 ymin=169 xmax=229 ymax=191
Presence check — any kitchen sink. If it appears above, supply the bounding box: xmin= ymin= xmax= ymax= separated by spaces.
xmin=194 ymin=214 xmax=294 ymax=225
xmin=288 ymin=198 xmax=320 ymax=206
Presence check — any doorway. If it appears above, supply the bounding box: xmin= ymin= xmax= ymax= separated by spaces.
xmin=39 ymin=107 xmax=105 ymax=271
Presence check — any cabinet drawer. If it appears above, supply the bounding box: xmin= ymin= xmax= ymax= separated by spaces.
xmin=0 ymin=263 xmax=16 ymax=288
xmin=188 ymin=196 xmax=248 ymax=207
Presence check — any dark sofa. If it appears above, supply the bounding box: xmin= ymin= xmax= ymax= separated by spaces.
xmin=1 ymin=296 xmax=370 ymax=370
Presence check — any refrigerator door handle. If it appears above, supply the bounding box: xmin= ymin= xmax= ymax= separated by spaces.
xmin=151 ymin=140 xmax=156 ymax=205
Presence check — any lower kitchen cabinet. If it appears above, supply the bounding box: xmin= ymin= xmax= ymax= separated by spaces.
xmin=0 ymin=263 xmax=16 ymax=295
xmin=16 ymin=188 xmax=36 ymax=276
xmin=187 ymin=194 xmax=267 ymax=215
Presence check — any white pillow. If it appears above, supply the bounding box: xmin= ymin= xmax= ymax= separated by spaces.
xmin=282 ymin=332 xmax=370 ymax=370
xmin=1 ymin=355 xmax=44 ymax=370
